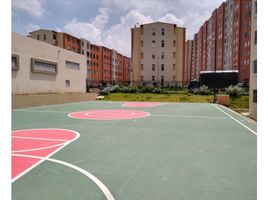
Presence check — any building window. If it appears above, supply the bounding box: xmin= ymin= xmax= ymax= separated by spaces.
xmin=161 ymin=76 xmax=164 ymax=82
xmin=65 ymin=80 xmax=70 ymax=88
xmin=141 ymin=52 xmax=143 ymax=59
xmin=141 ymin=75 xmax=143 ymax=81
xmin=173 ymin=40 xmax=176 ymax=47
xmin=37 ymin=35 xmax=40 ymax=40
xmin=67 ymin=35 xmax=70 ymax=41
xmin=253 ymin=89 xmax=257 ymax=103
xmin=87 ymin=60 xmax=90 ymax=66
xmin=173 ymin=52 xmax=176 ymax=58
xmin=161 ymin=64 xmax=164 ymax=71
xmin=31 ymin=58 xmax=57 ymax=74
xmin=254 ymin=31 xmax=257 ymax=44
xmin=141 ymin=64 xmax=143 ymax=70
xmin=173 ymin=64 xmax=175 ymax=70
xmin=152 ymin=40 xmax=156 ymax=47
xmin=253 ymin=59 xmax=257 ymax=74
xmin=87 ymin=51 xmax=90 ymax=58
xmin=53 ymin=34 xmax=56 ymax=40
xmin=161 ymin=28 xmax=165 ymax=36
xmin=161 ymin=52 xmax=164 ymax=59
xmin=12 ymin=54 xmax=19 ymax=71
xmin=161 ymin=40 xmax=165 ymax=47
xmin=152 ymin=54 xmax=155 ymax=59
xmin=43 ymin=34 xmax=46 ymax=40
xmin=152 ymin=64 xmax=155 ymax=71
xmin=152 ymin=76 xmax=155 ymax=81
xmin=66 ymin=61 xmax=80 ymax=70
xmin=141 ymin=40 xmax=143 ymax=47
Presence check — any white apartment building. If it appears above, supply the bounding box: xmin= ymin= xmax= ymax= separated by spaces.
xmin=12 ymin=32 xmax=87 ymax=94
xmin=131 ymin=22 xmax=185 ymax=86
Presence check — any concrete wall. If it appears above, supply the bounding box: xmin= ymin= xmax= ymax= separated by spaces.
xmin=249 ymin=0 xmax=257 ymax=120
xmin=12 ymin=32 xmax=87 ymax=94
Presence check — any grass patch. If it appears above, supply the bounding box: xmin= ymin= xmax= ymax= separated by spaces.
xmin=102 ymin=92 xmax=249 ymax=111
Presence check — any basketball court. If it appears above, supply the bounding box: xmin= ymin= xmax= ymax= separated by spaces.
xmin=12 ymin=101 xmax=257 ymax=200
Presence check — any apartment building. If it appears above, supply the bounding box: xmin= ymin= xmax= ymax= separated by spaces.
xmin=216 ymin=2 xmax=225 ymax=71
xmin=12 ymin=32 xmax=86 ymax=94
xmin=131 ymin=22 xmax=185 ymax=86
xmin=116 ymin=53 xmax=124 ymax=84
xmin=249 ymin=0 xmax=257 ymax=120
xmin=184 ymin=40 xmax=193 ymax=84
xmin=240 ymin=0 xmax=252 ymax=82
xmin=90 ymin=43 xmax=101 ymax=86
xmin=29 ymin=29 xmax=81 ymax=54
xmin=29 ymin=29 xmax=131 ymax=86
xmin=80 ymin=38 xmax=91 ymax=78
xmin=123 ymin=56 xmax=131 ymax=84
xmin=101 ymin=46 xmax=112 ymax=84
xmin=224 ymin=0 xmax=234 ymax=70
xmin=184 ymin=0 xmax=252 ymax=84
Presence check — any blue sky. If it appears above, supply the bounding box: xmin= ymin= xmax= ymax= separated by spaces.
xmin=12 ymin=0 xmax=224 ymax=56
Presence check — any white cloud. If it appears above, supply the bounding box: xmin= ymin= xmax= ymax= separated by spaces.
xmin=13 ymin=0 xmax=44 ymax=17
xmin=158 ymin=13 xmax=184 ymax=26
xmin=26 ymin=23 xmax=40 ymax=33
xmin=64 ymin=18 xmax=103 ymax=45
xmin=92 ymin=7 xmax=110 ymax=30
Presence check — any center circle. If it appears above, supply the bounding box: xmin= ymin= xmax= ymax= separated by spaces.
xmin=68 ymin=109 xmax=150 ymax=120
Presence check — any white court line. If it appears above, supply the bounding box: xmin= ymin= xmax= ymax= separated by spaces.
xmin=213 ymin=104 xmax=257 ymax=135
xmin=12 ymin=142 xmax=66 ymax=153
xmin=12 ymin=128 xmax=80 ymax=182
xmin=12 ymin=136 xmax=69 ymax=142
xmin=13 ymin=109 xmax=68 ymax=114
xmin=151 ymin=114 xmax=228 ymax=119
xmin=12 ymin=153 xmax=115 ymax=200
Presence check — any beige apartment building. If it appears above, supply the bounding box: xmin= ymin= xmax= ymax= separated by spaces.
xmin=249 ymin=0 xmax=257 ymax=120
xmin=131 ymin=22 xmax=185 ymax=86
xmin=12 ymin=32 xmax=87 ymax=94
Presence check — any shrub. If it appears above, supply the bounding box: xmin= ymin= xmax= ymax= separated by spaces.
xmin=198 ymin=85 xmax=211 ymax=95
xmin=225 ymin=85 xmax=244 ymax=98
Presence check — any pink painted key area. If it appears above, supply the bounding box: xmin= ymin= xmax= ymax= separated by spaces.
xmin=12 ymin=129 xmax=79 ymax=180
xmin=68 ymin=109 xmax=150 ymax=120
xmin=122 ymin=102 xmax=166 ymax=108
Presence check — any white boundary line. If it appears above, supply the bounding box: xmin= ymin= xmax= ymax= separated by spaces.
xmin=12 ymin=153 xmax=115 ymax=200
xmin=12 ymin=109 xmax=69 ymax=114
xmin=12 ymin=128 xmax=80 ymax=182
xmin=12 ymin=136 xmax=69 ymax=142
xmin=121 ymin=102 xmax=167 ymax=108
xmin=212 ymin=104 xmax=257 ymax=135
xmin=150 ymin=114 xmax=228 ymax=119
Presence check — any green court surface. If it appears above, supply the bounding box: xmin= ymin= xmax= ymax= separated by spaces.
xmin=12 ymin=101 xmax=257 ymax=200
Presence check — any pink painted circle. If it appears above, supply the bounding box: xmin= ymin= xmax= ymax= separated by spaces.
xmin=68 ymin=109 xmax=150 ymax=120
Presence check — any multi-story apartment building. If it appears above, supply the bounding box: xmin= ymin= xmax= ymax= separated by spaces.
xmin=191 ymin=34 xmax=197 ymax=80
xmin=184 ymin=0 xmax=252 ymax=84
xmin=240 ymin=0 xmax=252 ymax=82
xmin=80 ymin=38 xmax=91 ymax=78
xmin=131 ymin=22 xmax=185 ymax=86
xmin=216 ymin=3 xmax=225 ymax=71
xmin=249 ymin=0 xmax=257 ymax=120
xmin=90 ymin=43 xmax=101 ymax=86
xmin=224 ymin=0 xmax=234 ymax=70
xmin=184 ymin=40 xmax=193 ymax=84
xmin=116 ymin=53 xmax=124 ymax=84
xmin=29 ymin=29 xmax=131 ymax=87
xmin=201 ymin=21 xmax=208 ymax=72
xmin=196 ymin=28 xmax=203 ymax=77
xmin=28 ymin=29 xmax=81 ymax=54
xmin=123 ymin=56 xmax=131 ymax=84
xmin=101 ymin=46 xmax=112 ymax=84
